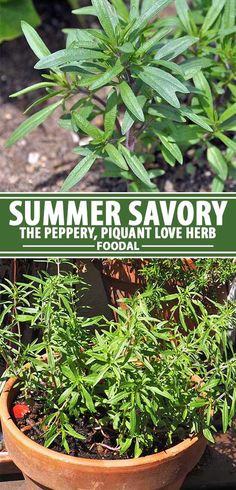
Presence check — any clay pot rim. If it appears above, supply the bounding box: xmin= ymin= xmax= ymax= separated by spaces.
xmin=0 ymin=451 xmax=11 ymax=462
xmin=0 ymin=378 xmax=205 ymax=469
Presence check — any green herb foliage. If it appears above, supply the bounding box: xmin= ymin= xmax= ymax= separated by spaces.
xmin=0 ymin=266 xmax=235 ymax=458
xmin=5 ymin=1 xmax=236 ymax=190
xmin=142 ymin=259 xmax=236 ymax=293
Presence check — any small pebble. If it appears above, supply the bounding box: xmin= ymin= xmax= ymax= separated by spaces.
xmin=9 ymin=175 xmax=19 ymax=184
xmin=72 ymin=133 xmax=79 ymax=143
xmin=164 ymin=180 xmax=175 ymax=192
xmin=26 ymin=165 xmax=36 ymax=174
xmin=28 ymin=152 xmax=40 ymax=165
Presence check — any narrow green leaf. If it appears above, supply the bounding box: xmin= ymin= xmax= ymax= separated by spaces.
xmin=105 ymin=89 xmax=118 ymax=136
xmin=81 ymin=386 xmax=96 ymax=412
xmin=202 ymin=0 xmax=227 ymax=34
xmin=21 ymin=21 xmax=51 ymax=59
xmin=91 ymin=0 xmax=118 ymax=40
xmin=35 ymin=48 xmax=108 ymax=70
xmin=222 ymin=399 xmax=229 ymax=433
xmin=134 ymin=439 xmax=142 ymax=458
xmin=15 ymin=315 xmax=33 ymax=322
xmin=150 ymin=386 xmax=174 ymax=401
xmin=154 ymin=59 xmax=184 ymax=77
xmin=219 ymin=103 xmax=236 ymax=124
xmin=119 ymin=81 xmax=144 ymax=122
xmin=120 ymin=145 xmax=155 ymax=188
xmin=58 ymin=387 xmax=73 ymax=405
xmin=155 ymin=36 xmax=198 ymax=61
xmin=105 ymin=143 xmax=128 ymax=170
xmin=5 ymin=100 xmax=62 ymax=147
xmin=137 ymin=27 xmax=173 ymax=55
xmin=180 ymin=107 xmax=213 ymax=132
xmin=10 ymin=82 xmax=56 ymax=98
xmin=130 ymin=0 xmax=173 ymax=33
xmin=215 ymin=133 xmax=236 ymax=154
xmin=176 ymin=0 xmax=192 ymax=33
xmin=90 ymin=60 xmax=123 ymax=90
xmin=158 ymin=134 xmax=183 ymax=164
xmin=44 ymin=430 xmax=59 ymax=448
xmin=193 ymin=72 xmax=214 ymax=120
xmin=229 ymin=388 xmax=236 ymax=419
xmin=130 ymin=0 xmax=140 ymax=20
xmin=61 ymin=365 xmax=77 ymax=382
xmin=203 ymin=428 xmax=215 ymax=444
xmin=72 ymin=7 xmax=97 ymax=15
xmin=72 ymin=112 xmax=104 ymax=139
xmin=63 ymin=28 xmax=100 ymax=48
xmin=180 ymin=58 xmax=213 ymax=80
xmin=139 ymin=66 xmax=188 ymax=108
xmin=148 ymin=103 xmax=185 ymax=123
xmin=207 ymin=146 xmax=228 ymax=181
xmin=222 ymin=0 xmax=236 ymax=30
xmin=64 ymin=424 xmax=86 ymax=440
xmin=211 ymin=176 xmax=224 ymax=192
xmin=24 ymin=90 xmax=63 ymax=114
xmin=122 ymin=95 xmax=146 ymax=134
xmin=60 ymin=153 xmax=97 ymax=191
xmin=119 ymin=438 xmax=132 ymax=454
xmin=161 ymin=146 xmax=176 ymax=166
xmin=111 ymin=0 xmax=129 ymax=21
xmin=130 ymin=408 xmax=137 ymax=436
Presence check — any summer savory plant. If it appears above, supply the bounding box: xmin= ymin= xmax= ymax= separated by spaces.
xmin=174 ymin=0 xmax=236 ymax=190
xmin=6 ymin=0 xmax=235 ymax=191
xmin=141 ymin=258 xmax=236 ymax=294
xmin=0 ymin=273 xmax=236 ymax=458
xmin=141 ymin=258 xmax=236 ymax=330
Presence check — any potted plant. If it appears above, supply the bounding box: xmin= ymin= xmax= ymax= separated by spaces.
xmin=4 ymin=0 xmax=236 ymax=192
xmin=0 ymin=272 xmax=235 ymax=490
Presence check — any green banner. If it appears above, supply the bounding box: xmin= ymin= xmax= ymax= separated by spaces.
xmin=0 ymin=193 xmax=235 ymax=257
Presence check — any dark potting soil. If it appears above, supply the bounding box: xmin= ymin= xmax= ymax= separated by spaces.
xmin=12 ymin=391 xmax=184 ymax=461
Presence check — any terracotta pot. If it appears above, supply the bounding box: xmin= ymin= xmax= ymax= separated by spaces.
xmin=0 ymin=378 xmax=207 ymax=490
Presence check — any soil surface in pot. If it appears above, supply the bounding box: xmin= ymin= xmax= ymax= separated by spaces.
xmin=12 ymin=392 xmax=185 ymax=460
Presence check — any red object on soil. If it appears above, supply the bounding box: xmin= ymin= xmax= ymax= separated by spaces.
xmin=12 ymin=403 xmax=30 ymax=419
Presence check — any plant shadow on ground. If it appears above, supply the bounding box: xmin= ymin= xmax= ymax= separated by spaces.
xmin=183 ymin=426 xmax=236 ymax=489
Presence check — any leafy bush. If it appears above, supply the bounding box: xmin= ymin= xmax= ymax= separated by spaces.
xmin=141 ymin=258 xmax=236 ymax=327
xmin=142 ymin=258 xmax=236 ymax=292
xmin=5 ymin=0 xmax=236 ymax=191
xmin=0 ymin=270 xmax=235 ymax=458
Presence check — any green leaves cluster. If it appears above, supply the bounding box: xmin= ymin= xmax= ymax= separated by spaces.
xmin=0 ymin=265 xmax=235 ymax=458
xmin=5 ymin=0 xmax=236 ymax=190
xmin=175 ymin=0 xmax=236 ymax=190
xmin=142 ymin=258 xmax=236 ymax=296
